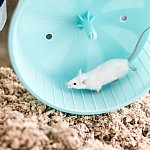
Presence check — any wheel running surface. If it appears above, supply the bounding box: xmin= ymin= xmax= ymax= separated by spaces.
xmin=9 ymin=0 xmax=150 ymax=115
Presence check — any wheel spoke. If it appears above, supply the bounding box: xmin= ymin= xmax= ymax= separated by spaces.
xmin=24 ymin=0 xmax=77 ymax=19
xmin=101 ymin=0 xmax=145 ymax=14
xmin=101 ymin=25 xmax=138 ymax=53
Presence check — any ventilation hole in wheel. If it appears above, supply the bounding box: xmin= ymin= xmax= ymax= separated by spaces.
xmin=46 ymin=34 xmax=52 ymax=40
xmin=120 ymin=16 xmax=128 ymax=22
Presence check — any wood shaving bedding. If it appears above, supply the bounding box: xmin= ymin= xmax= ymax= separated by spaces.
xmin=0 ymin=67 xmax=150 ymax=150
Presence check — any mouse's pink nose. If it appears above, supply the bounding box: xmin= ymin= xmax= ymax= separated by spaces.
xmin=66 ymin=83 xmax=71 ymax=88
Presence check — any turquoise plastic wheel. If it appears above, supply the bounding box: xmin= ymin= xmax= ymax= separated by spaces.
xmin=9 ymin=0 xmax=150 ymax=115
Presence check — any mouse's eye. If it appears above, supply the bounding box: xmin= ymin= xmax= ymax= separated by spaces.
xmin=73 ymin=83 xmax=76 ymax=85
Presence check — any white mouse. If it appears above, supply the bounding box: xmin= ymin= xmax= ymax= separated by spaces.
xmin=66 ymin=26 xmax=150 ymax=93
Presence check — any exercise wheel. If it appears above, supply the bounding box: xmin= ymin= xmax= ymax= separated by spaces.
xmin=9 ymin=0 xmax=150 ymax=115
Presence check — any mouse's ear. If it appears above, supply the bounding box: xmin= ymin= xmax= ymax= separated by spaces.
xmin=82 ymin=80 xmax=87 ymax=85
xmin=81 ymin=75 xmax=87 ymax=85
xmin=78 ymin=69 xmax=82 ymax=75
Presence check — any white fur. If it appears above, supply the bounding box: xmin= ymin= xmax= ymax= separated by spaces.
xmin=66 ymin=59 xmax=129 ymax=93
xmin=66 ymin=26 xmax=150 ymax=93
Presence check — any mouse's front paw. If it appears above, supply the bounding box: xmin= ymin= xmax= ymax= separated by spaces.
xmin=94 ymin=89 xmax=101 ymax=94
xmin=112 ymin=79 xmax=118 ymax=83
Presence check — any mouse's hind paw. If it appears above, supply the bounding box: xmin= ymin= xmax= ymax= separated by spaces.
xmin=129 ymin=65 xmax=137 ymax=71
xmin=131 ymin=67 xmax=137 ymax=71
